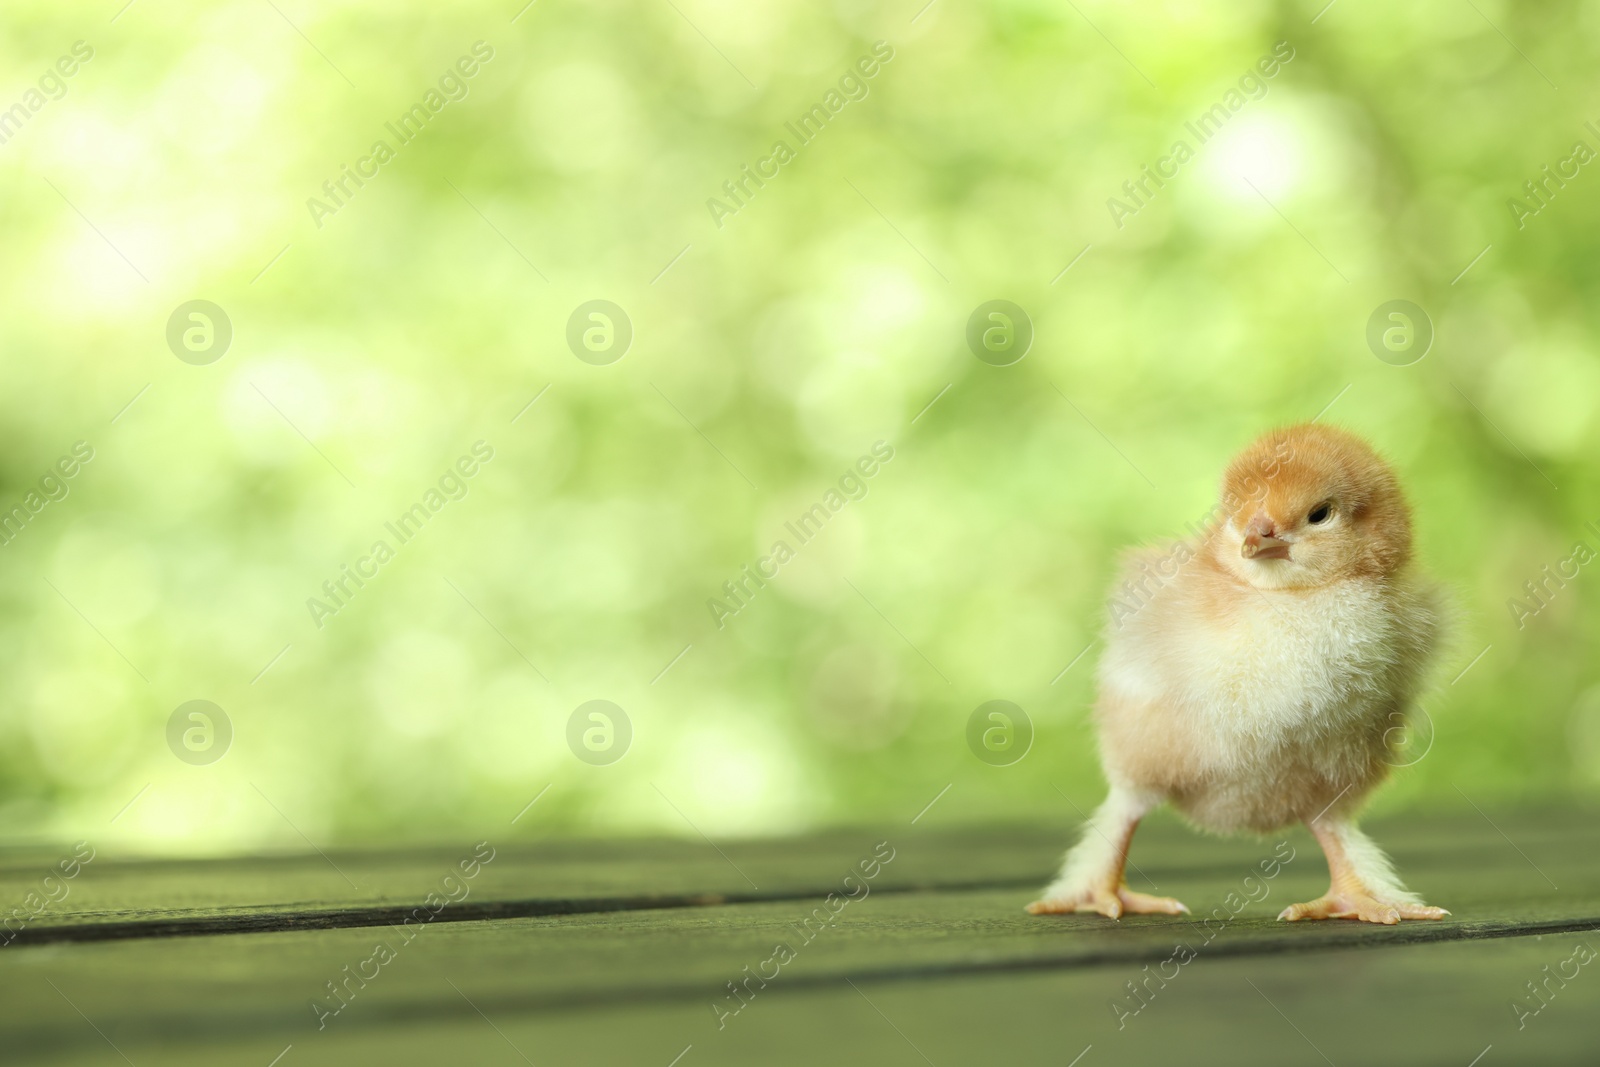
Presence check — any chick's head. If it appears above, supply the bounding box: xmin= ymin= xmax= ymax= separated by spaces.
xmin=1214 ymin=423 xmax=1412 ymax=590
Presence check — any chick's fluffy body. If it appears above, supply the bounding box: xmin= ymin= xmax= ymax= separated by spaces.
xmin=1095 ymin=424 xmax=1443 ymax=834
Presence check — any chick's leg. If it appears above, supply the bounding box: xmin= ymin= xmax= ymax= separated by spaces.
xmin=1026 ymin=786 xmax=1187 ymax=918
xmin=1279 ymin=817 xmax=1449 ymax=925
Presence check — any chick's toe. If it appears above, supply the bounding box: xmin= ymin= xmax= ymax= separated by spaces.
xmin=1278 ymin=892 xmax=1449 ymax=924
xmin=1026 ymin=884 xmax=1189 ymax=919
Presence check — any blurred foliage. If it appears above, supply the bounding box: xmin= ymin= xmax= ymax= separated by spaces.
xmin=1 ymin=0 xmax=1598 ymax=853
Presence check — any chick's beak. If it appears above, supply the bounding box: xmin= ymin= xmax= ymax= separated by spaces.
xmin=1240 ymin=514 xmax=1291 ymax=561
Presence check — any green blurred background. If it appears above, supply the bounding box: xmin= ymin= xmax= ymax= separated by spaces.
xmin=1 ymin=0 xmax=1596 ymax=854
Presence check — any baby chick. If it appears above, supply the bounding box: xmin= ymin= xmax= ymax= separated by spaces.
xmin=1029 ymin=423 xmax=1448 ymax=925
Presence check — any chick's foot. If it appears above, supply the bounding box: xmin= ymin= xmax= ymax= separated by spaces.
xmin=1026 ymin=884 xmax=1190 ymax=919
xmin=1278 ymin=892 xmax=1449 ymax=925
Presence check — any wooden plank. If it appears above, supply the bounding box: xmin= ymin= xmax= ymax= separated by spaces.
xmin=3 ymin=807 xmax=1593 ymax=943
xmin=24 ymin=935 xmax=1589 ymax=1067
xmin=2 ymin=820 xmax=1596 ymax=1062
xmin=1 ymin=829 xmax=1029 ymax=944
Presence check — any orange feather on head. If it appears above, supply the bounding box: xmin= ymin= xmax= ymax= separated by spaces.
xmin=1212 ymin=423 xmax=1415 ymax=590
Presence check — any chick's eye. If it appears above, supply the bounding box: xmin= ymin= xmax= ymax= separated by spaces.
xmin=1307 ymin=503 xmax=1333 ymax=525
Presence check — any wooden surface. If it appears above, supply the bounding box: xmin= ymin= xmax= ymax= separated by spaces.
xmin=2 ymin=807 xmax=1597 ymax=1066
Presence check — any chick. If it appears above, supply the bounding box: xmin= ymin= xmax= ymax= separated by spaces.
xmin=1028 ymin=423 xmax=1448 ymax=925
